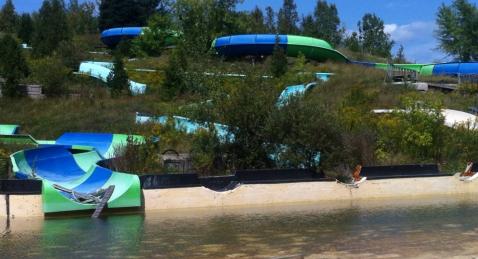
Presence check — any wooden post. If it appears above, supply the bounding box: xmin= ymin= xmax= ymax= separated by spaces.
xmin=5 ymin=194 xmax=9 ymax=218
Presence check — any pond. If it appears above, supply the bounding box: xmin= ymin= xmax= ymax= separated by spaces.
xmin=2 ymin=195 xmax=478 ymax=258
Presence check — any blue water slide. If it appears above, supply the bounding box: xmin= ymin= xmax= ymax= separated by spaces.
xmin=136 ymin=114 xmax=233 ymax=142
xmin=22 ymin=145 xmax=89 ymax=182
xmin=56 ymin=133 xmax=114 ymax=158
xmin=214 ymin=34 xmax=288 ymax=57
xmin=276 ymin=83 xmax=318 ymax=107
xmin=101 ymin=27 xmax=144 ymax=47
xmin=433 ymin=63 xmax=478 ymax=76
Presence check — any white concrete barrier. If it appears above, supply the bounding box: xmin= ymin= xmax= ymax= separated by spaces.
xmin=0 ymin=195 xmax=6 ymax=217
xmin=9 ymin=195 xmax=43 ymax=218
xmin=143 ymin=174 xmax=478 ymax=211
xmin=5 ymin=174 xmax=478 ymax=217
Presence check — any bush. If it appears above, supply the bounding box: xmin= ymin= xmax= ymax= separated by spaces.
xmin=191 ymin=128 xmax=226 ymax=176
xmin=55 ymin=39 xmax=88 ymax=70
xmin=0 ymin=34 xmax=29 ymax=97
xmin=0 ymin=147 xmax=10 ymax=179
xmin=267 ymin=95 xmax=346 ymax=170
xmin=269 ymin=43 xmax=288 ymax=77
xmin=131 ymin=13 xmax=178 ymax=57
xmin=30 ymin=56 xmax=70 ymax=97
xmin=107 ymin=53 xmax=131 ymax=97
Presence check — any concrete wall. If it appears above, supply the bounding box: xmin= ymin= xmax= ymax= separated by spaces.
xmin=3 ymin=174 xmax=478 ymax=217
xmin=144 ymin=174 xmax=478 ymax=211
xmin=8 ymin=195 xmax=43 ymax=218
xmin=0 ymin=195 xmax=6 ymax=217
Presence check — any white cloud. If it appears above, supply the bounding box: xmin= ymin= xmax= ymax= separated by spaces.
xmin=385 ymin=21 xmax=444 ymax=63
xmin=384 ymin=21 xmax=436 ymax=42
xmin=346 ymin=20 xmax=447 ymax=63
xmin=384 ymin=24 xmax=398 ymax=35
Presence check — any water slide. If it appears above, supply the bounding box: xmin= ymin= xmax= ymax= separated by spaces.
xmin=99 ymin=27 xmax=478 ymax=76
xmin=78 ymin=61 xmax=147 ymax=95
xmin=212 ymin=34 xmax=349 ymax=63
xmin=353 ymin=61 xmax=478 ymax=76
xmin=101 ymin=27 xmax=179 ymax=47
xmin=1 ymin=126 xmax=143 ymax=214
xmin=210 ymin=34 xmax=478 ymax=76
xmin=373 ymin=109 xmax=478 ymax=129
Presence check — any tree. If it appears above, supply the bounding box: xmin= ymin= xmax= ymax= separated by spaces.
xmin=32 ymin=0 xmax=71 ymax=57
xmin=107 ymin=53 xmax=130 ymax=97
xmin=30 ymin=57 xmax=70 ymax=97
xmin=267 ymin=95 xmax=345 ymax=170
xmin=0 ymin=34 xmax=29 ymax=97
xmin=394 ymin=44 xmax=407 ymax=63
xmin=67 ymin=0 xmax=97 ymax=35
xmin=17 ymin=13 xmax=34 ymax=44
xmin=436 ymin=0 xmax=478 ymax=61
xmin=277 ymin=0 xmax=299 ymax=34
xmin=99 ymin=0 xmax=161 ymax=31
xmin=313 ymin=0 xmax=343 ymax=47
xmin=162 ymin=42 xmax=188 ymax=99
xmin=378 ymin=99 xmax=446 ymax=163
xmin=270 ymin=36 xmax=288 ymax=77
xmin=131 ymin=12 xmax=177 ymax=57
xmin=264 ymin=6 xmax=276 ymax=33
xmin=175 ymin=0 xmax=240 ymax=54
xmin=301 ymin=15 xmax=316 ymax=37
xmin=358 ymin=13 xmax=394 ymax=58
xmin=0 ymin=0 xmax=17 ymax=33
xmin=248 ymin=6 xmax=266 ymax=33
xmin=344 ymin=32 xmax=360 ymax=53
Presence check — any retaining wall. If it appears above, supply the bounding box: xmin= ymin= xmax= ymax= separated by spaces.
xmin=144 ymin=174 xmax=478 ymax=211
xmin=2 ymin=174 xmax=478 ymax=217
xmin=0 ymin=195 xmax=5 ymax=217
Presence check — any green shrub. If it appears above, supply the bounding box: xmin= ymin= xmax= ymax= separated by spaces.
xmin=30 ymin=56 xmax=70 ymax=97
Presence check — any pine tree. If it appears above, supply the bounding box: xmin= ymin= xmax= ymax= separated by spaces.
xmin=358 ymin=13 xmax=394 ymax=58
xmin=162 ymin=42 xmax=188 ymax=99
xmin=67 ymin=0 xmax=97 ymax=35
xmin=17 ymin=13 xmax=34 ymax=44
xmin=32 ymin=0 xmax=71 ymax=57
xmin=394 ymin=45 xmax=407 ymax=63
xmin=0 ymin=34 xmax=29 ymax=97
xmin=270 ymin=36 xmax=288 ymax=77
xmin=277 ymin=0 xmax=299 ymax=34
xmin=313 ymin=0 xmax=343 ymax=47
xmin=0 ymin=0 xmax=17 ymax=33
xmin=249 ymin=6 xmax=266 ymax=33
xmin=99 ymin=0 xmax=161 ymax=31
xmin=344 ymin=32 xmax=360 ymax=53
xmin=107 ymin=53 xmax=130 ymax=97
xmin=265 ymin=6 xmax=276 ymax=33
xmin=301 ymin=15 xmax=316 ymax=37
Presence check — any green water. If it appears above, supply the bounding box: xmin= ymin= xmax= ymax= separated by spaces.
xmin=3 ymin=196 xmax=478 ymax=258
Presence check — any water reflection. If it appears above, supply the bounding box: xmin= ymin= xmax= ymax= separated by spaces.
xmin=2 ymin=196 xmax=478 ymax=258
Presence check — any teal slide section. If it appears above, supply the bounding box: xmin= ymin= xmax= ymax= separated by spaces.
xmin=78 ymin=61 xmax=147 ymax=95
xmin=1 ymin=126 xmax=143 ymax=214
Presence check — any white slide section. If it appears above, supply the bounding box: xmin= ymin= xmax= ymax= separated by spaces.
xmin=78 ymin=61 xmax=147 ymax=95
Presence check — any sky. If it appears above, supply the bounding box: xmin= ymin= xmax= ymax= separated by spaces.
xmin=1 ymin=0 xmax=470 ymax=63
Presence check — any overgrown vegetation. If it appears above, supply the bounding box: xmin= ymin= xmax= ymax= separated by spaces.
xmin=0 ymin=0 xmax=478 ymax=178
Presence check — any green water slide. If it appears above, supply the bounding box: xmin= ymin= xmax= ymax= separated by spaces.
xmin=2 ymin=126 xmax=143 ymax=214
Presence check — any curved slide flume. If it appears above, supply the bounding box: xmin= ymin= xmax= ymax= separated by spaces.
xmin=78 ymin=61 xmax=147 ymax=95
xmin=99 ymin=27 xmax=478 ymax=76
xmin=210 ymin=34 xmax=478 ymax=76
xmin=100 ymin=27 xmax=180 ymax=48
xmin=212 ymin=34 xmax=349 ymax=63
xmin=2 ymin=127 xmax=143 ymax=214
